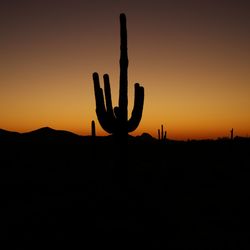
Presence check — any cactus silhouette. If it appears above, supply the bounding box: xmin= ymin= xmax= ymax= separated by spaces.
xmin=93 ymin=13 xmax=144 ymax=144
xmin=230 ymin=128 xmax=234 ymax=140
xmin=91 ymin=120 xmax=96 ymax=137
xmin=158 ymin=125 xmax=167 ymax=141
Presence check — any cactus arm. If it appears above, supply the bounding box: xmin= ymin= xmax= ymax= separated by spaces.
xmin=119 ymin=13 xmax=128 ymax=123
xmin=127 ymin=83 xmax=144 ymax=132
xmin=93 ymin=72 xmax=106 ymax=114
xmin=93 ymin=72 xmax=114 ymax=133
xmin=103 ymin=74 xmax=115 ymax=121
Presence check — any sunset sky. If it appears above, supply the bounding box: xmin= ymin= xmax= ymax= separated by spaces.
xmin=1 ymin=0 xmax=250 ymax=139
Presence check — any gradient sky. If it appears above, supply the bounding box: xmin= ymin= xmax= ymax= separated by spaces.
xmin=1 ymin=0 xmax=250 ymax=139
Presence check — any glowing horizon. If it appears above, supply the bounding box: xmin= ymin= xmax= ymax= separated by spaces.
xmin=1 ymin=1 xmax=250 ymax=140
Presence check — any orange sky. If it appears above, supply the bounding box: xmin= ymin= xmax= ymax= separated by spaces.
xmin=0 ymin=0 xmax=250 ymax=139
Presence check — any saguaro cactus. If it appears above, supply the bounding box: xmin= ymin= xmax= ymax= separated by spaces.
xmin=230 ymin=128 xmax=234 ymax=140
xmin=93 ymin=13 xmax=144 ymax=144
xmin=158 ymin=124 xmax=167 ymax=141
xmin=91 ymin=120 xmax=96 ymax=137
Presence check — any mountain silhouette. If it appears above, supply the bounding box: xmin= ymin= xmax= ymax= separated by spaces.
xmin=23 ymin=127 xmax=80 ymax=139
xmin=0 ymin=128 xmax=20 ymax=136
xmin=0 ymin=126 xmax=158 ymax=145
xmin=0 ymin=129 xmax=21 ymax=143
xmin=0 ymin=127 xmax=82 ymax=144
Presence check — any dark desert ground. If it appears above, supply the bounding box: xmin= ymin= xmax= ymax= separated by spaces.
xmin=1 ymin=128 xmax=250 ymax=248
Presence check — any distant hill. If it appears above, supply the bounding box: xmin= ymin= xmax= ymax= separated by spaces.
xmin=0 ymin=129 xmax=21 ymax=141
xmin=135 ymin=132 xmax=157 ymax=143
xmin=0 ymin=127 xmax=81 ymax=144
xmin=0 ymin=128 xmax=20 ymax=136
xmin=21 ymin=127 xmax=83 ymax=144
xmin=23 ymin=127 xmax=79 ymax=138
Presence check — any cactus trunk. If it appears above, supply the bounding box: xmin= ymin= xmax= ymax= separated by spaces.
xmin=119 ymin=13 xmax=128 ymax=124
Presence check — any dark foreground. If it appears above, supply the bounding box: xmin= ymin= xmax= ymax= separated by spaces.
xmin=1 ymin=132 xmax=250 ymax=248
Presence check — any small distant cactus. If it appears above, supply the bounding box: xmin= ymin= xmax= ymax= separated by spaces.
xmin=93 ymin=13 xmax=144 ymax=145
xmin=158 ymin=124 xmax=167 ymax=142
xmin=230 ymin=128 xmax=234 ymax=140
xmin=91 ymin=120 xmax=96 ymax=137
